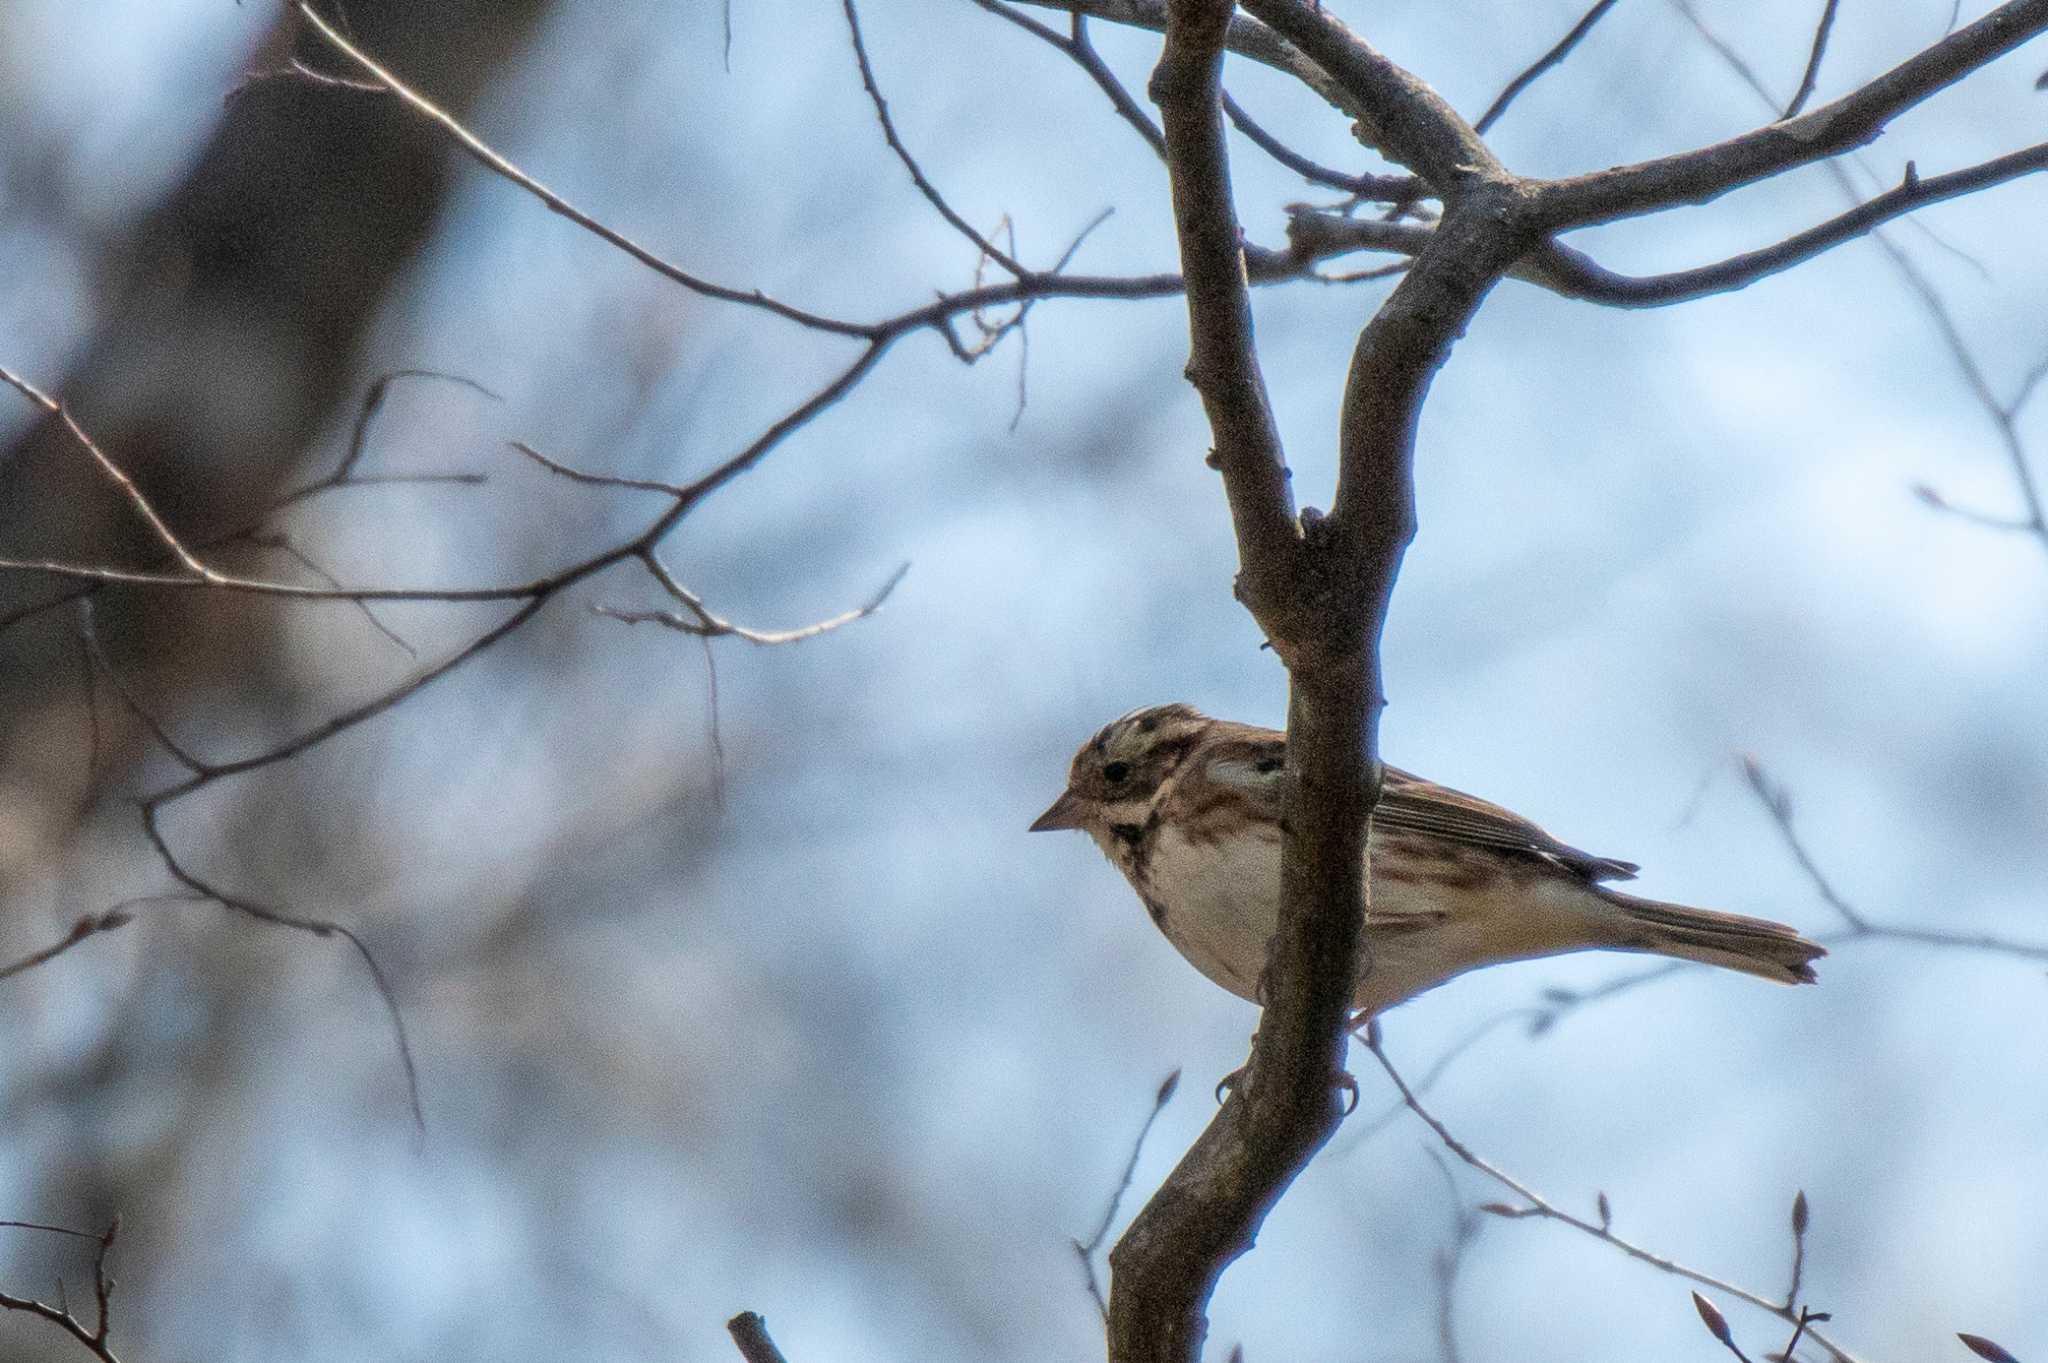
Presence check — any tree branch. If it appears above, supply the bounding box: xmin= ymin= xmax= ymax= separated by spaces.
xmin=1236 ymin=0 xmax=1502 ymax=193
xmin=1008 ymin=0 xmax=1358 ymax=119
xmin=0 ymin=1218 xmax=123 ymax=1363
xmin=1108 ymin=8 xmax=1539 ymax=1362
xmin=970 ymin=1 xmax=1169 ymax=160
xmin=1221 ymin=91 xmax=1421 ymax=201
xmin=1473 ymin=0 xmax=1622 ymax=135
xmin=1537 ymin=0 xmax=2048 ymax=226
xmin=1147 ymin=0 xmax=1301 ymax=617
xmin=1286 ymin=138 xmax=2048 ymax=309
xmin=1784 ymin=0 xmax=1844 ymax=119
xmin=1363 ymin=1026 xmax=1866 ymax=1363
xmin=842 ymin=0 xmax=1029 ymax=275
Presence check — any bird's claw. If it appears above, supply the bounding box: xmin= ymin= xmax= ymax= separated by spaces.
xmin=1214 ymin=1065 xmax=1357 ymax=1114
xmin=1334 ymin=1068 xmax=1359 ymax=1116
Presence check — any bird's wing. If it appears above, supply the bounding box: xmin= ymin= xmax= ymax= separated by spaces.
xmin=1375 ymin=766 xmax=1639 ymax=882
xmin=1201 ymin=740 xmax=1638 ymax=884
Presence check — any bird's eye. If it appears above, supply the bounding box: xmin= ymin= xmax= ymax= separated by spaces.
xmin=1103 ymin=761 xmax=1131 ymax=784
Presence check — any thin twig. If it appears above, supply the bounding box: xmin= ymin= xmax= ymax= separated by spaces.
xmin=338 ymin=368 xmax=499 ymax=482
xmin=0 ymin=372 xmax=494 ymax=637
xmin=1362 ymin=1023 xmax=1865 ymax=1363
xmin=843 ymin=0 xmax=1028 ymax=275
xmin=1423 ymin=1149 xmax=1481 ymax=1363
xmin=699 ymin=633 xmax=727 ymax=809
xmin=1074 ymin=1069 xmax=1181 ymax=1317
xmin=138 ymin=802 xmax=426 ymax=1137
xmin=1338 ymin=1005 xmax=1546 ymax=1146
xmin=244 ymin=530 xmax=419 ymax=658
xmin=0 ymin=912 xmax=135 ymax=983
xmin=1473 ymin=0 xmax=1621 ymax=134
xmin=77 ymin=601 xmax=206 ymax=775
xmin=0 ymin=1217 xmax=122 ymax=1363
xmin=1743 ymin=758 xmax=2048 ymax=965
xmin=1784 ymin=0 xmax=1844 ymax=119
xmin=969 ymin=0 xmax=1168 ymax=159
xmin=229 ymin=57 xmax=387 ymax=102
xmin=1220 ymin=91 xmax=1421 ymax=200
xmin=294 ymin=3 xmax=875 ymax=339
xmin=506 ymin=440 xmax=689 ymax=496
xmin=596 ymin=555 xmax=909 ymax=646
xmin=0 ymin=367 xmax=216 ymax=581
xmin=1866 ymin=227 xmax=2048 ymax=558
xmin=1740 ymin=753 xmax=1867 ymax=930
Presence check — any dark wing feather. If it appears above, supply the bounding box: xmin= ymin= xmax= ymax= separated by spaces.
xmin=1192 ymin=723 xmax=1638 ymax=884
xmin=1375 ymin=766 xmax=1639 ymax=882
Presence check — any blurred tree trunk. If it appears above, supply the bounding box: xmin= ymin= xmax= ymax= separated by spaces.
xmin=0 ymin=0 xmax=553 ymax=1339
xmin=1 ymin=0 xmax=550 ymax=664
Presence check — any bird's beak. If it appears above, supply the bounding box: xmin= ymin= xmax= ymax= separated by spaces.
xmin=1029 ymin=788 xmax=1085 ymax=832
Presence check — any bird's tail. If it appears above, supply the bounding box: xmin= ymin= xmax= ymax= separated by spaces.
xmin=1596 ymin=889 xmax=1825 ymax=984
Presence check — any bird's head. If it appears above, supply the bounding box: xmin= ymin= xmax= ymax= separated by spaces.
xmin=1029 ymin=703 xmax=1208 ymax=835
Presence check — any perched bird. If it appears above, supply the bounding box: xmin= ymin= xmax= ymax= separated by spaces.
xmin=1031 ymin=704 xmax=1823 ymax=1017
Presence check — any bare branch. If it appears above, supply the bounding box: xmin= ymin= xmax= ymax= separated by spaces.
xmin=1075 ymin=1070 xmax=1182 ymax=1317
xmin=1285 ymin=141 xmax=2048 ymax=310
xmin=971 ymin=1 xmax=1169 ymax=159
xmin=1527 ymin=145 xmax=2048 ymax=306
xmin=337 ymin=368 xmax=499 ymax=483
xmin=1149 ymin=0 xmax=1300 ymax=610
xmin=842 ymin=0 xmax=1029 ymax=275
xmin=594 ymin=554 xmax=909 ymax=646
xmin=0 ymin=1217 xmax=123 ymax=1363
xmin=506 ymin=440 xmax=689 ymax=497
xmin=1784 ymin=0 xmax=1845 ymax=118
xmin=294 ymin=3 xmax=876 ymax=340
xmin=138 ymin=802 xmax=425 ymax=1135
xmin=1109 ymin=9 xmax=1545 ymax=1360
xmin=0 ymin=912 xmax=134 ymax=984
xmin=1 ymin=366 xmax=217 ymax=581
xmin=727 ymin=1312 xmax=794 ymax=1363
xmin=1237 ymin=0 xmax=1504 ymax=192
xmin=1660 ymin=1 xmax=2048 ymax=558
xmin=1473 ymin=0 xmax=1622 ymax=135
xmin=1363 ymin=1024 xmax=1866 ymax=1363
xmin=1538 ymin=0 xmax=2048 ymax=227
xmin=1221 ymin=91 xmax=1421 ymax=200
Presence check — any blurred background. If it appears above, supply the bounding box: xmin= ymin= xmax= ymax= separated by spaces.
xmin=2 ymin=1 xmax=2044 ymax=1360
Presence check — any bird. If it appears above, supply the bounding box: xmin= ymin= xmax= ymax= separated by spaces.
xmin=1030 ymin=703 xmax=1823 ymax=1018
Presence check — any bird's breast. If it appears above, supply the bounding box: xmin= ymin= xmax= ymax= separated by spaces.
xmin=1135 ymin=822 xmax=1283 ymax=1002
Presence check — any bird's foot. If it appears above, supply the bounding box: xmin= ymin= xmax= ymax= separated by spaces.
xmin=1214 ymin=1064 xmax=1359 ymax=1115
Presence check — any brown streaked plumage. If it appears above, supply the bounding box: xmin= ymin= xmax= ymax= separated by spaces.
xmin=1031 ymin=704 xmax=1824 ymax=1017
